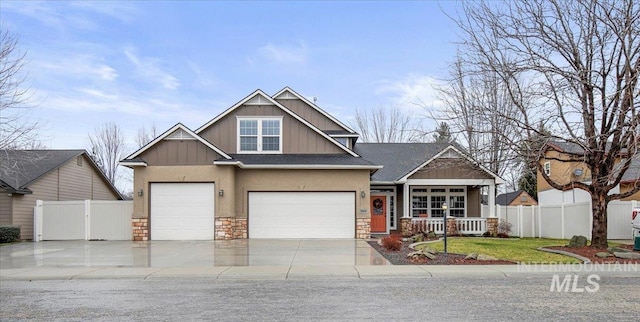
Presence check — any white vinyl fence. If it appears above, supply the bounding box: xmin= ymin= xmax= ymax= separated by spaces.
xmin=482 ymin=200 xmax=637 ymax=239
xmin=33 ymin=200 xmax=132 ymax=241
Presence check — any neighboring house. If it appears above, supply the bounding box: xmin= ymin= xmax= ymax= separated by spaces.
xmin=496 ymin=190 xmax=538 ymax=206
xmin=0 ymin=150 xmax=123 ymax=239
xmin=121 ymin=87 xmax=504 ymax=241
xmin=537 ymin=141 xmax=640 ymax=205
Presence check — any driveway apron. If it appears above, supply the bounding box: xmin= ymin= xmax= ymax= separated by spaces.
xmin=0 ymin=239 xmax=390 ymax=269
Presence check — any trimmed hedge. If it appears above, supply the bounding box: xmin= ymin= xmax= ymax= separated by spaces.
xmin=0 ymin=225 xmax=20 ymax=243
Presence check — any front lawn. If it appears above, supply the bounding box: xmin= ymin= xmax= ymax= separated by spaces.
xmin=415 ymin=237 xmax=589 ymax=264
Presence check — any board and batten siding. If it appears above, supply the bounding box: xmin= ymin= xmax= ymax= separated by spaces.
xmin=409 ymin=159 xmax=493 ymax=180
xmin=467 ymin=187 xmax=481 ymax=217
xmin=139 ymin=139 xmax=222 ymax=166
xmin=10 ymin=154 xmax=120 ymax=239
xmin=198 ymin=104 xmax=345 ymax=154
xmin=275 ymin=98 xmax=344 ymax=131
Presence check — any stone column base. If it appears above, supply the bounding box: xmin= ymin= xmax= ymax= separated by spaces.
xmin=132 ymin=218 xmax=149 ymax=241
xmin=400 ymin=218 xmax=413 ymax=237
xmin=487 ymin=217 xmax=498 ymax=235
xmin=215 ymin=217 xmax=248 ymax=240
xmin=356 ymin=218 xmax=371 ymax=239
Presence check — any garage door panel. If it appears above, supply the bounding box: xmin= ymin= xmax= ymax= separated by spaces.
xmin=249 ymin=192 xmax=355 ymax=239
xmin=150 ymin=183 xmax=215 ymax=240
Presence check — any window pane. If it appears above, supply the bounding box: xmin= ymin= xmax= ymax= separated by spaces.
xmin=240 ymin=137 xmax=257 ymax=151
xmin=450 ymin=209 xmax=464 ymax=217
xmin=262 ymin=120 xmax=280 ymax=136
xmin=240 ymin=120 xmax=258 ymax=135
xmin=431 ymin=209 xmax=444 ymax=218
xmin=450 ymin=188 xmax=464 ymax=193
xmin=431 ymin=188 xmax=446 ymax=193
xmin=450 ymin=196 xmax=465 ymax=209
xmin=262 ymin=137 xmax=280 ymax=151
xmin=430 ymin=196 xmax=446 ymax=209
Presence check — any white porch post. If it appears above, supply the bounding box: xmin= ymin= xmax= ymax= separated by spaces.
xmin=403 ymin=183 xmax=410 ymax=218
xmin=488 ymin=183 xmax=496 ymax=218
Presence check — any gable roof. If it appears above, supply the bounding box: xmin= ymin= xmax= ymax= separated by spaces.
xmin=354 ymin=143 xmax=505 ymax=184
xmin=121 ymin=123 xmax=232 ymax=165
xmin=496 ymin=190 xmax=529 ymax=206
xmin=195 ymin=89 xmax=360 ymax=157
xmin=272 ymin=86 xmax=357 ymax=135
xmin=0 ymin=149 xmax=123 ymax=198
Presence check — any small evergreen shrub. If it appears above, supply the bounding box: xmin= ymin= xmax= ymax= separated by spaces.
xmin=0 ymin=225 xmax=20 ymax=243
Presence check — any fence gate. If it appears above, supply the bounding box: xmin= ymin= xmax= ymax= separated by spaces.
xmin=33 ymin=200 xmax=133 ymax=241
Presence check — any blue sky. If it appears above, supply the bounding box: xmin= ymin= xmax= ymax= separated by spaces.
xmin=3 ymin=1 xmax=461 ymax=152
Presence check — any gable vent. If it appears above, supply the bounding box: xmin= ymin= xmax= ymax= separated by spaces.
xmin=439 ymin=149 xmax=461 ymax=159
xmin=245 ymin=94 xmax=275 ymax=105
xmin=164 ymin=129 xmax=196 ymax=140
xmin=275 ymin=91 xmax=297 ymax=100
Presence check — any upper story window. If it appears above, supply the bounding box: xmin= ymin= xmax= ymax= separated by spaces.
xmin=237 ymin=117 xmax=282 ymax=153
xmin=334 ymin=137 xmax=349 ymax=147
xmin=543 ymin=161 xmax=551 ymax=176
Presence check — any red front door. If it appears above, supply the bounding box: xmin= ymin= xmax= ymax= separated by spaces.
xmin=370 ymin=195 xmax=387 ymax=233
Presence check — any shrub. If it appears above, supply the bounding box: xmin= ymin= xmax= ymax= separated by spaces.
xmin=381 ymin=235 xmax=402 ymax=251
xmin=497 ymin=220 xmax=512 ymax=235
xmin=496 ymin=232 xmax=510 ymax=238
xmin=0 ymin=225 xmax=20 ymax=243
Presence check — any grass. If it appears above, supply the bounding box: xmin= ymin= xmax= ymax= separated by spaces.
xmin=414 ymin=237 xmax=585 ymax=264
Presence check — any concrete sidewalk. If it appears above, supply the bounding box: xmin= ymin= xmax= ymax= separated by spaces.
xmin=2 ymin=263 xmax=639 ymax=280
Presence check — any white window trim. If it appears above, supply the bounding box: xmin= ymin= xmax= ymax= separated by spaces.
xmin=410 ymin=186 xmax=467 ymax=218
xmin=237 ymin=117 xmax=283 ymax=154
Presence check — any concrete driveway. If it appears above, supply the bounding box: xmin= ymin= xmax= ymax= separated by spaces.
xmin=0 ymin=239 xmax=390 ymax=269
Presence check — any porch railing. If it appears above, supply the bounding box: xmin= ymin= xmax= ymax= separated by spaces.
xmin=411 ymin=218 xmax=487 ymax=235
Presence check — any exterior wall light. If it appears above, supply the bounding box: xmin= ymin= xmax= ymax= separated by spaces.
xmin=219 ymin=189 xmax=224 ymax=197
xmin=360 ymin=191 xmax=366 ymax=198
xmin=137 ymin=189 xmax=143 ymax=197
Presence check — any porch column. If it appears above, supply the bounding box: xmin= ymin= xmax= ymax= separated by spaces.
xmin=403 ymin=183 xmax=410 ymax=218
xmin=488 ymin=182 xmax=496 ymax=218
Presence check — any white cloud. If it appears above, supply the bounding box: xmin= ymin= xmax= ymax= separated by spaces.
xmin=256 ymin=42 xmax=308 ymax=65
xmin=124 ymin=46 xmax=180 ymax=90
xmin=375 ymin=74 xmax=445 ymax=110
xmin=35 ymin=54 xmax=118 ymax=81
xmin=3 ymin=1 xmax=137 ymax=32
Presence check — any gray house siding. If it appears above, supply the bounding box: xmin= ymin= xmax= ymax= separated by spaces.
xmin=10 ymin=156 xmax=120 ymax=239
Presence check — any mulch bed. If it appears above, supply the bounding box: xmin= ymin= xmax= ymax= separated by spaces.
xmin=369 ymin=240 xmax=640 ymax=265
xmin=545 ymin=244 xmax=640 ymax=264
xmin=367 ymin=241 xmax=516 ymax=265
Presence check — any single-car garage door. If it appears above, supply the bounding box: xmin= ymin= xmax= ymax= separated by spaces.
xmin=150 ymin=183 xmax=215 ymax=240
xmin=249 ymin=192 xmax=355 ymax=238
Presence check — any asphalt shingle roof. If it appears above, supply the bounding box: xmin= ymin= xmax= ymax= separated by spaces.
xmin=354 ymin=143 xmax=453 ymax=182
xmin=224 ymin=154 xmax=379 ymax=167
xmin=496 ymin=190 xmax=524 ymax=206
xmin=0 ymin=150 xmax=86 ymax=192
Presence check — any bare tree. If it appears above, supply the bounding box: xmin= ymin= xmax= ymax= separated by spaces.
xmin=0 ymin=28 xmax=40 ymax=150
xmin=352 ymin=105 xmax=424 ymax=142
xmin=135 ymin=124 xmax=158 ymax=148
xmin=88 ymin=122 xmax=126 ymax=185
xmin=437 ymin=56 xmax=523 ymax=188
xmin=452 ymin=0 xmax=640 ymax=247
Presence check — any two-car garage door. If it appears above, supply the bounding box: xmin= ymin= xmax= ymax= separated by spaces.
xmin=248 ymin=192 xmax=355 ymax=238
xmin=149 ymin=185 xmax=355 ymax=240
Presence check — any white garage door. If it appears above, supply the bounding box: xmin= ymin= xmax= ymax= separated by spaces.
xmin=249 ymin=192 xmax=355 ymax=239
xmin=150 ymin=183 xmax=215 ymax=240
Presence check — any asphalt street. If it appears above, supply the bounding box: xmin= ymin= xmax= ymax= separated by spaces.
xmin=2 ymin=276 xmax=639 ymax=321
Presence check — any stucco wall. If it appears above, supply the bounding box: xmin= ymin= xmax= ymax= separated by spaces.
xmin=234 ymin=169 xmax=371 ymax=219
xmin=132 ymin=165 xmax=236 ymax=219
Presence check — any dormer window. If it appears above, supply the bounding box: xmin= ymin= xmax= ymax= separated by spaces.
xmin=238 ymin=117 xmax=282 ymax=153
